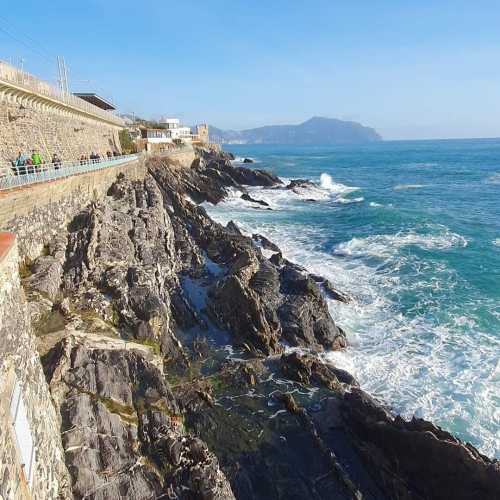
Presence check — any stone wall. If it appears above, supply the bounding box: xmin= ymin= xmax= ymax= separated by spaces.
xmin=0 ymin=233 xmax=72 ymax=499
xmin=0 ymin=157 xmax=146 ymax=261
xmin=0 ymin=100 xmax=122 ymax=164
xmin=157 ymin=145 xmax=196 ymax=168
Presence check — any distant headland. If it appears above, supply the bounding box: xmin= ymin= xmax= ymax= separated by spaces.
xmin=209 ymin=116 xmax=382 ymax=145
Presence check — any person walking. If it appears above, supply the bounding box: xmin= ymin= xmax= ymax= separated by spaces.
xmin=31 ymin=150 xmax=42 ymax=172
xmin=14 ymin=151 xmax=28 ymax=175
xmin=52 ymin=153 xmax=62 ymax=169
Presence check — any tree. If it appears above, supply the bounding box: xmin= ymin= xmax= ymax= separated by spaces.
xmin=119 ymin=129 xmax=136 ymax=153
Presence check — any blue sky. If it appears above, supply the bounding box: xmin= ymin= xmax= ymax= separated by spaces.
xmin=1 ymin=1 xmax=500 ymax=139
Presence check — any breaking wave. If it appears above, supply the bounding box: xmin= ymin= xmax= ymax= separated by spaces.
xmin=320 ymin=173 xmax=360 ymax=193
xmin=335 ymin=228 xmax=468 ymax=258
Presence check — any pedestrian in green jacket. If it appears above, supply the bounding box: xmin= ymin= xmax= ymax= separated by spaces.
xmin=31 ymin=150 xmax=42 ymax=169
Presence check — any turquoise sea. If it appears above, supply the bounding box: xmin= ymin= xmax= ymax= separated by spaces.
xmin=204 ymin=139 xmax=500 ymax=458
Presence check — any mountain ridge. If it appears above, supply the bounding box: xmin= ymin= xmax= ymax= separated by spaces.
xmin=209 ymin=116 xmax=382 ymax=144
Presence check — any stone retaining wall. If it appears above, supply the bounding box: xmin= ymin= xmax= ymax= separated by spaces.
xmin=0 ymin=233 xmax=72 ymax=499
xmin=0 ymin=156 xmax=146 ymax=260
xmin=0 ymin=100 xmax=122 ymax=164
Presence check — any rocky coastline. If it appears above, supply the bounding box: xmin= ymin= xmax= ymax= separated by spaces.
xmin=25 ymin=147 xmax=499 ymax=499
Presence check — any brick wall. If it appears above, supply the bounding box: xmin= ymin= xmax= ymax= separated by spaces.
xmin=0 ymin=100 xmax=122 ymax=164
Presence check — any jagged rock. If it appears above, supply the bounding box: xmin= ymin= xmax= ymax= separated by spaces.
xmin=226 ymin=220 xmax=242 ymax=235
xmin=342 ymin=388 xmax=500 ymax=500
xmin=310 ymin=274 xmax=350 ymax=303
xmin=240 ymin=193 xmax=270 ymax=207
xmin=221 ymin=164 xmax=282 ymax=187
xmin=286 ymin=179 xmax=316 ymax=190
xmin=281 ymin=352 xmax=358 ymax=391
xmin=217 ymin=359 xmax=267 ymax=389
xmin=278 ymin=265 xmax=347 ymax=350
xmin=252 ymin=233 xmax=281 ymax=252
xmin=43 ymin=337 xmax=235 ymax=500
xmin=23 ymin=256 xmax=63 ymax=301
xmin=242 ymin=158 xmax=254 ymax=163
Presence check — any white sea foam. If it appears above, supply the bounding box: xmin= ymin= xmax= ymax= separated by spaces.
xmin=337 ymin=196 xmax=364 ymax=204
xmin=320 ymin=173 xmax=359 ymax=193
xmin=369 ymin=201 xmax=383 ymax=207
xmin=335 ymin=229 xmax=468 ymax=258
xmin=492 ymin=238 xmax=500 ymax=247
xmin=394 ymin=184 xmax=427 ymax=190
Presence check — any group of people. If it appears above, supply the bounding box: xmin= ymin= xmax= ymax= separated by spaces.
xmin=79 ymin=151 xmax=119 ymax=165
xmin=10 ymin=149 xmax=120 ymax=175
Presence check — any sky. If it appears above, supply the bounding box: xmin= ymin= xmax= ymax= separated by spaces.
xmin=1 ymin=1 xmax=500 ymax=140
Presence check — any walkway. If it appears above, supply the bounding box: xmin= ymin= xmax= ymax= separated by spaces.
xmin=0 ymin=154 xmax=139 ymax=191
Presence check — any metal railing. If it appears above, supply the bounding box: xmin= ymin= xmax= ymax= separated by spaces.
xmin=0 ymin=60 xmax=125 ymax=127
xmin=0 ymin=154 xmax=139 ymax=191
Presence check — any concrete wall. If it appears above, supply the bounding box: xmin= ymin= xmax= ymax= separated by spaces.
xmin=0 ymin=233 xmax=72 ymax=499
xmin=0 ymin=157 xmax=146 ymax=261
xmin=0 ymin=100 xmax=122 ymax=164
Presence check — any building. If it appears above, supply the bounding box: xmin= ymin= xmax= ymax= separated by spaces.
xmin=138 ymin=128 xmax=173 ymax=153
xmin=159 ymin=117 xmax=192 ymax=141
xmin=192 ymin=124 xmax=209 ymax=144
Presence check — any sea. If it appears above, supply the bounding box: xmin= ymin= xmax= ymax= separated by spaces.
xmin=203 ymin=139 xmax=500 ymax=458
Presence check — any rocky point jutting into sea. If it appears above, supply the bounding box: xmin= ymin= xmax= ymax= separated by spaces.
xmin=21 ymin=147 xmax=500 ymax=499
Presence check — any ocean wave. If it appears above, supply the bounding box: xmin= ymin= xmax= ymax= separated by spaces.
xmin=320 ymin=173 xmax=360 ymax=193
xmin=337 ymin=196 xmax=364 ymax=204
xmin=334 ymin=228 xmax=468 ymax=258
xmin=369 ymin=202 xmax=383 ymax=207
xmin=394 ymin=184 xmax=427 ymax=190
xmin=493 ymin=238 xmax=500 ymax=247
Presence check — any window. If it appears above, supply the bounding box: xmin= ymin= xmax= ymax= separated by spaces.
xmin=10 ymin=378 xmax=35 ymax=488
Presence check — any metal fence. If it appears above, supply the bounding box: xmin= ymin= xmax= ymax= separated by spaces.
xmin=0 ymin=154 xmax=139 ymax=191
xmin=0 ymin=60 xmax=125 ymax=127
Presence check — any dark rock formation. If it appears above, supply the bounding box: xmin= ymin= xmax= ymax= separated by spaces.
xmin=251 ymin=233 xmax=281 ymax=253
xmin=286 ymin=179 xmax=316 ymax=190
xmin=342 ymin=389 xmax=500 ymax=500
xmin=240 ymin=193 xmax=270 ymax=207
xmin=281 ymin=352 xmax=358 ymax=390
xmin=242 ymin=158 xmax=254 ymax=163
xmin=310 ymin=274 xmax=350 ymax=303
xmin=43 ymin=337 xmax=234 ymax=500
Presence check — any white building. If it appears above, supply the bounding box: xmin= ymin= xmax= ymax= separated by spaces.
xmin=159 ymin=117 xmax=193 ymax=141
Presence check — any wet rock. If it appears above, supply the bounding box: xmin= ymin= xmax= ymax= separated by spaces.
xmin=252 ymin=233 xmax=281 ymax=253
xmin=221 ymin=165 xmax=282 ymax=187
xmin=241 ymin=193 xmax=270 ymax=207
xmin=342 ymin=388 xmax=500 ymax=500
xmin=287 ymin=179 xmax=316 ymax=190
xmin=226 ymin=220 xmax=242 ymax=235
xmin=243 ymin=158 xmax=254 ymax=163
xmin=281 ymin=352 xmax=357 ymax=391
xmin=310 ymin=274 xmax=350 ymax=303
xmin=217 ymin=359 xmax=267 ymax=389
xmin=278 ymin=265 xmax=347 ymax=351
